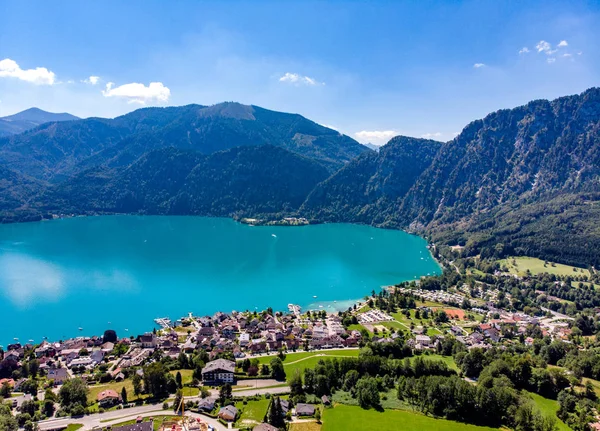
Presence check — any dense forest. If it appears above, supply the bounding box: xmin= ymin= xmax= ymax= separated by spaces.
xmin=1 ymin=90 xmax=600 ymax=266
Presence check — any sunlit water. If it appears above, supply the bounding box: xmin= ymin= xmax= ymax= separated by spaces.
xmin=0 ymin=216 xmax=440 ymax=345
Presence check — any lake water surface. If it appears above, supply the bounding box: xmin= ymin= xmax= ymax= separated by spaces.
xmin=0 ymin=216 xmax=440 ymax=345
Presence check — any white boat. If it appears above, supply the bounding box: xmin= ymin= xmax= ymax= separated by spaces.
xmin=271 ymin=234 xmax=277 ymax=238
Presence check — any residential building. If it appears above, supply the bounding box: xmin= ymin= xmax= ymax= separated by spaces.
xmin=201 ymin=359 xmax=235 ymax=385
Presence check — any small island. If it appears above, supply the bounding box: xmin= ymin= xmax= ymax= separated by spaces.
xmin=240 ymin=217 xmax=310 ymax=227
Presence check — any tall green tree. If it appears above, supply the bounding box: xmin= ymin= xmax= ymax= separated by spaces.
xmin=142 ymin=362 xmax=169 ymax=398
xmin=58 ymin=378 xmax=89 ymax=412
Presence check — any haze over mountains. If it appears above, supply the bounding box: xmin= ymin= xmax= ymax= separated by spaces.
xmin=0 ymin=107 xmax=79 ymax=137
xmin=1 ymin=90 xmax=600 ymax=267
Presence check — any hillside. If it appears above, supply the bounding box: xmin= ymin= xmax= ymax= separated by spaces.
xmin=301 ymin=136 xmax=442 ymax=225
xmin=42 ymin=145 xmax=331 ymax=219
xmin=303 ymin=88 xmax=600 ymax=266
xmin=0 ymin=103 xmax=367 ymax=181
xmin=0 ymin=107 xmax=79 ymax=137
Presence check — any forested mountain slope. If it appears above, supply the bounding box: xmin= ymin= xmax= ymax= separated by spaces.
xmin=305 ymin=88 xmax=600 ymax=266
xmin=42 ymin=145 xmax=330 ymax=218
xmin=0 ymin=103 xmax=367 ymax=181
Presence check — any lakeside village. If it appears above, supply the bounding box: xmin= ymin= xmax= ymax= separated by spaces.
xmin=3 ymin=250 xmax=600 ymax=431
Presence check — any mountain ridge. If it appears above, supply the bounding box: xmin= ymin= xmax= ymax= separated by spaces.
xmin=0 ymin=107 xmax=80 ymax=137
xmin=1 ymin=91 xmax=600 ymax=267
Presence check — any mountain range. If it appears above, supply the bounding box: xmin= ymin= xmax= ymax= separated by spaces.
xmin=1 ymin=90 xmax=600 ymax=267
xmin=0 ymin=107 xmax=79 ymax=137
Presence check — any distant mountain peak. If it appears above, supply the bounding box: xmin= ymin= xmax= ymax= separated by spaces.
xmin=0 ymin=108 xmax=80 ymax=137
xmin=1 ymin=107 xmax=80 ymax=123
xmin=197 ymin=102 xmax=256 ymax=120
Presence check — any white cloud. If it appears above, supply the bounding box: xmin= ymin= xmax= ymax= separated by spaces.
xmin=0 ymin=58 xmax=56 ymax=85
xmin=519 ymin=47 xmax=530 ymax=54
xmin=563 ymin=53 xmax=572 ymax=58
xmin=279 ymin=72 xmax=324 ymax=86
xmin=421 ymin=132 xmax=442 ymax=139
xmin=473 ymin=63 xmax=485 ymax=68
xmin=83 ymin=75 xmax=100 ymax=85
xmin=102 ymin=81 xmax=171 ymax=104
xmin=354 ymin=130 xmax=397 ymax=145
xmin=536 ymin=40 xmax=551 ymax=53
xmin=558 ymin=40 xmax=568 ymax=47
xmin=547 ymin=57 xmax=556 ymax=64
xmin=578 ymin=51 xmax=583 ymax=56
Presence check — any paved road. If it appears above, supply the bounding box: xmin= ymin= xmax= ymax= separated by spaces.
xmin=38 ymin=404 xmax=229 ymax=431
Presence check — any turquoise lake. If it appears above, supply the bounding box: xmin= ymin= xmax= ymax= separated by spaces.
xmin=0 ymin=216 xmax=440 ymax=345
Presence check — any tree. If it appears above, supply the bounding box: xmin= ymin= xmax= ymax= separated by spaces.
xmin=289 ymin=370 xmax=304 ymax=397
xmin=58 ymin=378 xmax=89 ymax=412
xmin=0 ymin=415 xmax=18 ymax=431
xmin=143 ymin=362 xmax=169 ymax=398
xmin=24 ymin=421 xmax=39 ymax=431
xmin=270 ymin=357 xmax=286 ymax=381
xmin=0 ymin=382 xmax=11 ymax=398
xmin=176 ymin=371 xmax=183 ymax=388
xmin=355 ymin=376 xmax=380 ymax=409
xmin=20 ymin=400 xmax=37 ymax=417
xmin=267 ymin=397 xmax=285 ymax=428
xmin=219 ymin=383 xmax=232 ymax=405
xmin=103 ymin=330 xmax=118 ymax=343
xmin=43 ymin=399 xmax=55 ymax=418
xmin=173 ymin=389 xmax=183 ymax=413
xmin=132 ymin=373 xmax=143 ymax=397
xmin=315 ymin=407 xmax=322 ymax=423
xmin=304 ymin=369 xmax=316 ymax=393
xmin=121 ymin=387 xmax=128 ymax=404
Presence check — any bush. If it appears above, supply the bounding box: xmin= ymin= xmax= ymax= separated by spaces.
xmin=70 ymin=404 xmax=85 ymax=417
xmin=162 ymin=402 xmax=169 ymax=410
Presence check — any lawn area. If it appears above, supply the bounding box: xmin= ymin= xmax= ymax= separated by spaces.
xmin=581 ymin=377 xmax=600 ymax=397
xmin=498 ymin=256 xmax=590 ymax=277
xmin=235 ymin=397 xmax=270 ymax=428
xmin=257 ymin=350 xmax=359 ymax=366
xmin=526 ymin=392 xmax=569 ymax=431
xmin=109 ymin=415 xmax=178 ymax=431
xmin=65 ymin=425 xmax=84 ymax=431
xmin=290 ymin=422 xmax=321 ymax=431
xmin=380 ymin=321 xmax=407 ymax=331
xmin=347 ymin=323 xmax=369 ymax=333
xmin=322 ymin=405 xmax=499 ymax=431
xmin=87 ymin=378 xmax=147 ymax=404
xmin=170 ymin=369 xmax=194 ymax=385
xmin=180 ymin=387 xmax=199 ymax=396
xmin=411 ymin=354 xmax=458 ymax=371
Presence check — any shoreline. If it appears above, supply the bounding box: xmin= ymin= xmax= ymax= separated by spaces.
xmin=0 ymin=215 xmax=442 ymax=346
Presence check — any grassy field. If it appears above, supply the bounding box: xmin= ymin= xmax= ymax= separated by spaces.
xmin=65 ymin=425 xmax=84 ymax=431
xmin=108 ymin=415 xmax=177 ymax=431
xmin=290 ymin=422 xmax=321 ymax=431
xmin=347 ymin=324 xmax=369 ymax=333
xmin=410 ymin=354 xmax=458 ymax=371
xmin=527 ymin=392 xmax=569 ymax=431
xmin=580 ymin=377 xmax=600 ymax=397
xmin=322 ymin=405 xmax=499 ymax=431
xmin=257 ymin=350 xmax=359 ymax=365
xmin=255 ymin=350 xmax=359 ymax=379
xmin=87 ymin=378 xmax=147 ymax=404
xmin=235 ymin=397 xmax=270 ymax=428
xmin=169 ymin=369 xmax=194 ymax=385
xmin=498 ymin=256 xmax=590 ymax=277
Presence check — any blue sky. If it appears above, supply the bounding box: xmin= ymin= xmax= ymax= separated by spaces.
xmin=1 ymin=0 xmax=599 ymax=144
